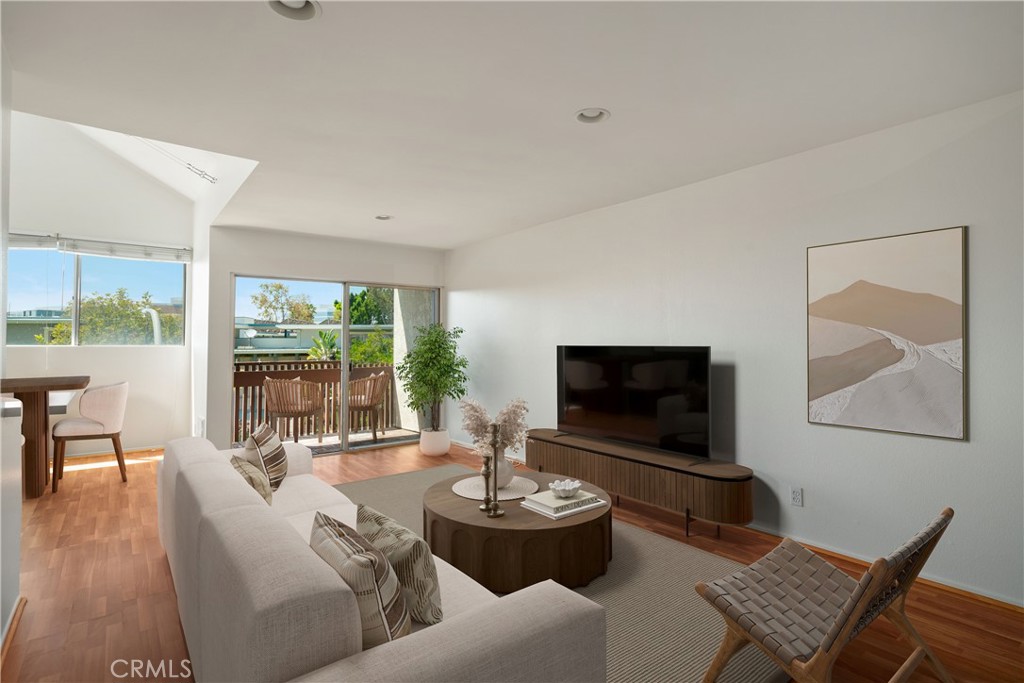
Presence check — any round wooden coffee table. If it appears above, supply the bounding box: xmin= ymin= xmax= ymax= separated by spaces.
xmin=423 ymin=471 xmax=612 ymax=593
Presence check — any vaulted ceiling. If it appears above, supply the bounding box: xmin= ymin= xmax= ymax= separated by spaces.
xmin=4 ymin=1 xmax=1022 ymax=248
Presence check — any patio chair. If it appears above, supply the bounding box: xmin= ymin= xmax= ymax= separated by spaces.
xmin=696 ymin=508 xmax=955 ymax=683
xmin=264 ymin=378 xmax=324 ymax=443
xmin=348 ymin=371 xmax=390 ymax=443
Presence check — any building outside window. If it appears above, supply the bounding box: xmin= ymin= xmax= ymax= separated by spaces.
xmin=5 ymin=234 xmax=189 ymax=346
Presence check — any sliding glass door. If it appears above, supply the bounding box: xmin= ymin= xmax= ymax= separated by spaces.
xmin=343 ymin=284 xmax=439 ymax=450
xmin=231 ymin=275 xmax=438 ymax=453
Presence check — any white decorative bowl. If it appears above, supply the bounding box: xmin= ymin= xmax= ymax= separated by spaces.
xmin=549 ymin=479 xmax=583 ymax=498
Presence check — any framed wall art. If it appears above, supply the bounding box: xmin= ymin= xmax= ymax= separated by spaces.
xmin=807 ymin=226 xmax=966 ymax=439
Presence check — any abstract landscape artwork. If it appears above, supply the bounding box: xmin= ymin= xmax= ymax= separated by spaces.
xmin=807 ymin=227 xmax=966 ymax=439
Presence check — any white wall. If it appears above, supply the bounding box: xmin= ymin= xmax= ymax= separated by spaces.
xmin=201 ymin=226 xmax=445 ymax=448
xmin=6 ymin=346 xmax=190 ymax=454
xmin=7 ymin=113 xmax=195 ymax=455
xmin=445 ymin=92 xmax=1024 ymax=604
xmin=0 ymin=13 xmax=20 ymax=641
xmin=10 ymin=112 xmax=194 ymax=247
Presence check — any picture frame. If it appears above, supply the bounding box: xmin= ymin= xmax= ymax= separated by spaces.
xmin=807 ymin=226 xmax=967 ymax=440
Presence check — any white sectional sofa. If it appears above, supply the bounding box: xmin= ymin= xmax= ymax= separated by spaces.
xmin=157 ymin=437 xmax=607 ymax=683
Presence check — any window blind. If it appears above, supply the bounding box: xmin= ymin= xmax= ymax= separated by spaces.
xmin=9 ymin=233 xmax=192 ymax=263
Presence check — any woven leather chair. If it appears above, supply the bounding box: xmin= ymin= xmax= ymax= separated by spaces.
xmin=51 ymin=382 xmax=130 ymax=492
xmin=348 ymin=371 xmax=390 ymax=442
xmin=696 ymin=508 xmax=955 ymax=683
xmin=264 ymin=378 xmax=324 ymax=443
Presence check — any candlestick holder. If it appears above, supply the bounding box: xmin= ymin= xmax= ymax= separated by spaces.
xmin=485 ymin=422 xmax=504 ymax=518
xmin=479 ymin=451 xmax=493 ymax=512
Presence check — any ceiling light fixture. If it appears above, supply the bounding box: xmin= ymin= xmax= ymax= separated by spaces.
xmin=375 ymin=215 xmax=394 ymax=221
xmin=575 ymin=108 xmax=611 ymax=124
xmin=268 ymin=0 xmax=321 ymax=21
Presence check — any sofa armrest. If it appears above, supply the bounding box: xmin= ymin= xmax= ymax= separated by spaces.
xmin=290 ymin=580 xmax=606 ymax=683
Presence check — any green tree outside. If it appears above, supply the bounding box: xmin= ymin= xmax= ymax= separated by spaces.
xmin=252 ymin=282 xmax=315 ymax=323
xmin=37 ymin=288 xmax=183 ymax=345
xmin=349 ymin=328 xmax=394 ymax=366
xmin=334 ymin=287 xmax=394 ymax=325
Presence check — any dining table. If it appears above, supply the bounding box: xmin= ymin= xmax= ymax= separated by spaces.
xmin=1 ymin=375 xmax=90 ymax=498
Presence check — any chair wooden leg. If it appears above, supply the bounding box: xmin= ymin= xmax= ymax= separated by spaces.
xmin=703 ymin=623 xmax=750 ymax=682
xmin=57 ymin=438 xmax=66 ymax=479
xmin=884 ymin=603 xmax=955 ymax=683
xmin=371 ymin=410 xmax=378 ymax=443
xmin=51 ymin=439 xmax=64 ymax=493
xmin=112 ymin=433 xmax=128 ymax=483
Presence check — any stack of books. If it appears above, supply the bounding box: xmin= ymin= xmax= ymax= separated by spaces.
xmin=521 ymin=489 xmax=608 ymax=519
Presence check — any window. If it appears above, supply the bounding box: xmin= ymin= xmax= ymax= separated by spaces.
xmin=5 ymin=247 xmax=75 ymax=345
xmin=6 ymin=235 xmax=189 ymax=346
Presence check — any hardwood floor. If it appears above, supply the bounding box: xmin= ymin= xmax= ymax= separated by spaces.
xmin=2 ymin=443 xmax=1021 ymax=683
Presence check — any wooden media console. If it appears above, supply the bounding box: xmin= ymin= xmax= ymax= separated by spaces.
xmin=525 ymin=428 xmax=753 ymax=535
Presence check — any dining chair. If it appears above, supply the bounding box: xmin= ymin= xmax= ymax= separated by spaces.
xmin=696 ymin=508 xmax=955 ymax=683
xmin=51 ymin=381 xmax=130 ymax=492
xmin=264 ymin=377 xmax=324 ymax=443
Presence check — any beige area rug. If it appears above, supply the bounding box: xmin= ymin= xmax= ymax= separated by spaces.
xmin=336 ymin=465 xmax=788 ymax=683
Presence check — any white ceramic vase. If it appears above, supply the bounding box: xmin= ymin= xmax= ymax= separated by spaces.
xmin=419 ymin=429 xmax=451 ymax=456
xmin=480 ymin=446 xmax=515 ymax=489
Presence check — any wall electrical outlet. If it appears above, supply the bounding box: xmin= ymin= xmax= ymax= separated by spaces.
xmin=790 ymin=486 xmax=804 ymax=507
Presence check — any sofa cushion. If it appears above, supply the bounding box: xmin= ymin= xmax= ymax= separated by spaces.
xmin=273 ymin=474 xmax=353 ymax=517
xmin=357 ymin=504 xmax=443 ymax=625
xmin=285 ymin=503 xmax=359 ymax=540
xmin=197 ymin=504 xmax=362 ymax=683
xmin=231 ymin=456 xmax=273 ymax=504
xmin=431 ymin=556 xmax=498 ymax=621
xmin=310 ymin=511 xmax=412 ymax=649
xmin=247 ymin=423 xmax=288 ymax=490
xmin=159 ymin=437 xmax=231 ymax=557
xmin=175 ymin=461 xmax=269 ymax=672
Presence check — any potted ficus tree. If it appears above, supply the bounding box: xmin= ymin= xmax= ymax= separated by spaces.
xmin=396 ymin=324 xmax=470 ymax=456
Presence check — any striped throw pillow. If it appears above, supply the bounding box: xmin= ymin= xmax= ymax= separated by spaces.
xmin=229 ymin=456 xmax=272 ymax=504
xmin=310 ymin=512 xmax=411 ymax=649
xmin=357 ymin=504 xmax=443 ymax=625
xmin=246 ymin=423 xmax=288 ymax=491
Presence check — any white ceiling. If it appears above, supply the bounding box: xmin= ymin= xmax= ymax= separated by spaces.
xmin=3 ymin=1 xmax=1022 ymax=249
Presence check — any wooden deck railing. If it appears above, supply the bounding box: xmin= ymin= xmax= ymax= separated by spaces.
xmin=232 ymin=360 xmax=398 ymax=443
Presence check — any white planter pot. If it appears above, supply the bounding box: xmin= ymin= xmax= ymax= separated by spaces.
xmin=419 ymin=429 xmax=451 ymax=456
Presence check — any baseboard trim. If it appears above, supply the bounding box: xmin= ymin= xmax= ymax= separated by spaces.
xmin=626 ymin=497 xmax=1024 ymax=612
xmin=1 ymin=596 xmax=26 ymax=668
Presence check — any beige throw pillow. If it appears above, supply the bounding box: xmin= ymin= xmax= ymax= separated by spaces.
xmin=245 ymin=423 xmax=288 ymax=491
xmin=310 ymin=511 xmax=411 ymax=649
xmin=229 ymin=456 xmax=272 ymax=504
xmin=357 ymin=504 xmax=443 ymax=625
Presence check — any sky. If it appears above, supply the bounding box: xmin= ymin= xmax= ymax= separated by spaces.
xmin=807 ymin=227 xmax=964 ymax=305
xmin=234 ymin=276 xmax=356 ymax=320
xmin=7 ymin=249 xmax=185 ymax=313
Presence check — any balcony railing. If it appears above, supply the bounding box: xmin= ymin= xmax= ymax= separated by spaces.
xmin=232 ymin=360 xmax=399 ymax=444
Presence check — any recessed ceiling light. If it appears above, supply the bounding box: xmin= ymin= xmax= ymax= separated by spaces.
xmin=575 ymin=108 xmax=611 ymax=124
xmin=375 ymin=215 xmax=394 ymax=221
xmin=268 ymin=0 xmax=320 ymax=21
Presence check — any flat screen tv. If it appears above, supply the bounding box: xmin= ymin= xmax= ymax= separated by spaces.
xmin=557 ymin=345 xmax=710 ymax=458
